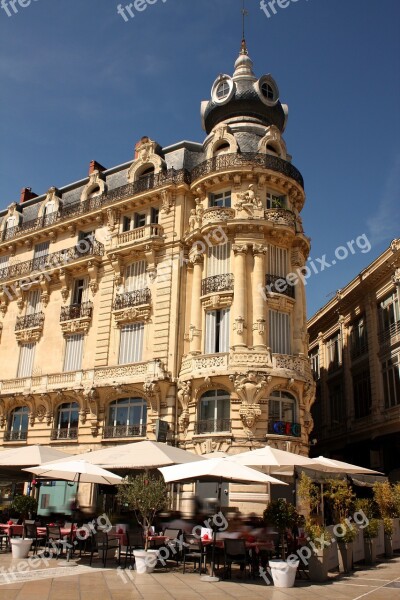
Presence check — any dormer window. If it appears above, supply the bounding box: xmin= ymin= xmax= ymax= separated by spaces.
xmin=138 ymin=166 xmax=155 ymax=180
xmin=261 ymin=82 xmax=275 ymax=101
xmin=216 ymin=81 xmax=230 ymax=100
xmin=87 ymin=186 xmax=101 ymax=199
xmin=211 ymin=76 xmax=235 ymax=105
xmin=256 ymin=75 xmax=279 ymax=107
xmin=213 ymin=142 xmax=230 ymax=156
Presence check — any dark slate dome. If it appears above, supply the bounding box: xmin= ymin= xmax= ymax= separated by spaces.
xmin=201 ymin=41 xmax=288 ymax=135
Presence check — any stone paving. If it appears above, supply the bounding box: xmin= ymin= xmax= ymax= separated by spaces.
xmin=0 ymin=552 xmax=398 ymax=600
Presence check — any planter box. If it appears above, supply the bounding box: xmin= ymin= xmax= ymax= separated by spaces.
xmin=325 ymin=526 xmax=339 ymax=571
xmin=392 ymin=518 xmax=400 ymax=550
xmin=353 ymin=527 xmax=365 ymax=563
xmin=375 ymin=522 xmax=385 ymax=556
xmin=308 ymin=548 xmax=329 ymax=582
xmin=384 ymin=534 xmax=394 ymax=558
xmin=364 ymin=538 xmax=377 ymax=565
xmin=338 ymin=542 xmax=353 ymax=573
xmin=269 ymin=559 xmax=299 ymax=588
xmin=10 ymin=539 xmax=33 ymax=559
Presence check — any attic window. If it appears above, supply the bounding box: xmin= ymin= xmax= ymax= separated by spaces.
xmin=139 ymin=166 xmax=155 ymax=179
xmin=214 ymin=142 xmax=230 ymax=156
xmin=261 ymin=82 xmax=274 ymax=101
xmin=88 ymin=186 xmax=101 ymax=199
xmin=216 ymin=81 xmax=230 ymax=100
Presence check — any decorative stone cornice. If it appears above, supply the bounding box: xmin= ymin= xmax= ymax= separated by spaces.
xmin=201 ymin=292 xmax=233 ymax=310
xmin=113 ymin=304 xmax=151 ymax=326
xmin=61 ymin=317 xmax=92 ymax=336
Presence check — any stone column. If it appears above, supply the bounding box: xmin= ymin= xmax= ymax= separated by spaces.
xmin=252 ymin=244 xmax=267 ymax=350
xmin=340 ymin=316 xmax=354 ymax=421
xmin=232 ymin=244 xmax=248 ymax=349
xmin=189 ymin=253 xmax=203 ymax=355
xmin=365 ymin=292 xmax=385 ymax=415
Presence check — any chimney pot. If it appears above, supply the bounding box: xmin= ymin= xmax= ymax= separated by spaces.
xmin=20 ymin=187 xmax=38 ymax=204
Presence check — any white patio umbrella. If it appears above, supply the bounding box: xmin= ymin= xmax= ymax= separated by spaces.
xmin=23 ymin=459 xmax=123 ymax=488
xmin=0 ymin=445 xmax=71 ymax=466
xmin=309 ymin=456 xmax=383 ymax=474
xmin=225 ymin=446 xmax=318 ymax=474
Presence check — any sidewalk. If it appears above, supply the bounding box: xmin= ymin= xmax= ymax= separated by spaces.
xmin=0 ymin=553 xmax=398 ymax=599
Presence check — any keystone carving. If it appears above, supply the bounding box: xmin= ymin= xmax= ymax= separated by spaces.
xmin=239 ymin=404 xmax=262 ymax=430
xmin=229 ymin=372 xmax=268 ymax=404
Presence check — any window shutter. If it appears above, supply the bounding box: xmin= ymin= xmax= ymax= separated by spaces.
xmin=269 ymin=310 xmax=290 ymax=354
xmin=205 ymin=311 xmax=216 ymax=354
xmin=207 ymin=242 xmax=231 ymax=276
xmin=0 ymin=255 xmax=9 ymax=269
xmin=63 ymin=334 xmax=84 ymax=372
xmin=268 ymin=245 xmax=288 ymax=277
xmin=125 ymin=261 xmax=147 ymax=292
xmin=26 ymin=290 xmax=41 ymax=315
xmin=119 ymin=323 xmax=144 ymax=364
xmin=17 ymin=343 xmax=36 ymax=377
xmin=33 ymin=241 xmax=50 ymax=259
xmin=220 ymin=308 xmax=230 ymax=352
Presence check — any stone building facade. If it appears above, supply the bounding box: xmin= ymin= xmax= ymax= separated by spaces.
xmin=308 ymin=240 xmax=400 ymax=479
xmin=0 ymin=43 xmax=314 ymax=509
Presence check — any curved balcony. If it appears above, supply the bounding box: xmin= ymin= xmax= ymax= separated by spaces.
xmin=201 ymin=207 xmax=236 ymax=228
xmin=0 ymin=240 xmax=104 ymax=283
xmin=264 ymin=208 xmax=296 ymax=229
xmin=1 ymin=168 xmax=190 ymax=244
xmin=201 ymin=274 xmax=234 ymax=296
xmin=265 ymin=274 xmax=295 ymax=299
xmin=113 ymin=288 xmax=151 ymax=310
xmin=191 ymin=152 xmax=304 ymax=189
xmin=15 ymin=312 xmax=45 ymax=331
xmin=60 ymin=302 xmax=93 ymax=322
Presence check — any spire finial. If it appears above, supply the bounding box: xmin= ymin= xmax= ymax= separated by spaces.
xmin=241 ymin=0 xmax=248 ymax=54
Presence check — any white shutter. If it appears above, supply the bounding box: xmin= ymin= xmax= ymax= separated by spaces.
xmin=0 ymin=255 xmax=9 ymax=269
xmin=44 ymin=201 xmax=56 ymax=215
xmin=33 ymin=241 xmax=50 ymax=259
xmin=63 ymin=334 xmax=84 ymax=372
xmin=82 ymin=278 xmax=89 ymax=302
xmin=119 ymin=323 xmax=144 ymax=364
xmin=205 ymin=311 xmax=216 ymax=354
xmin=7 ymin=216 xmax=17 ymax=229
xmin=17 ymin=343 xmax=36 ymax=377
xmin=269 ymin=310 xmax=291 ymax=354
xmin=125 ymin=261 xmax=147 ymax=292
xmin=268 ymin=245 xmax=288 ymax=277
xmin=26 ymin=290 xmax=41 ymax=315
xmin=207 ymin=243 xmax=231 ymax=277
xmin=220 ymin=308 xmax=230 ymax=352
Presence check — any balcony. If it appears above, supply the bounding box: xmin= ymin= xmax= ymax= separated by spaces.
xmin=350 ymin=339 xmax=369 ymax=360
xmin=265 ymin=274 xmax=295 ymax=299
xmin=264 ymin=208 xmax=296 ymax=229
xmin=60 ymin=302 xmax=93 ymax=322
xmin=113 ymin=224 xmax=164 ymax=251
xmin=0 ymin=169 xmax=190 ymax=244
xmin=194 ymin=419 xmax=231 ymax=435
xmin=102 ymin=424 xmax=147 ymax=439
xmin=15 ymin=312 xmax=45 ymax=332
xmin=379 ymin=321 xmax=400 ymax=348
xmin=4 ymin=431 xmax=27 ymax=442
xmin=0 ymin=240 xmax=104 ymax=284
xmin=50 ymin=428 xmax=78 ymax=441
xmin=113 ymin=289 xmax=151 ymax=311
xmin=201 ymin=207 xmax=236 ymax=228
xmin=191 ymin=152 xmax=304 ymax=189
xmin=201 ymin=274 xmax=234 ymax=296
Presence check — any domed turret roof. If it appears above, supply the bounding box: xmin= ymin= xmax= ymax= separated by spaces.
xmin=201 ymin=41 xmax=287 ymax=134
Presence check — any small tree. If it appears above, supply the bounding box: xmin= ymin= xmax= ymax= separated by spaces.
xmin=355 ymin=499 xmax=379 ymax=539
xmin=373 ymin=481 xmax=399 ymax=536
xmin=298 ymin=472 xmax=330 ymax=548
xmin=263 ymin=499 xmax=299 ymax=559
xmin=117 ymin=473 xmax=167 ymax=551
xmin=11 ymin=494 xmax=38 ymax=519
xmin=324 ymin=479 xmax=356 ymax=543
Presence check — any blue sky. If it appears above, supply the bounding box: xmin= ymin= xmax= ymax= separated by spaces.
xmin=0 ymin=0 xmax=399 ymax=317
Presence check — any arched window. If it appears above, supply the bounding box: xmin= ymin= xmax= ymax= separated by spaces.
xmin=6 ymin=407 xmax=29 ymax=442
xmin=268 ymin=391 xmax=299 ymax=436
xmin=213 ymin=142 xmax=230 ymax=156
xmin=197 ymin=390 xmax=230 ymax=434
xmin=52 ymin=403 xmax=79 ymax=440
xmin=87 ymin=186 xmax=101 ymax=200
xmin=105 ymin=398 xmax=147 ymax=439
xmin=43 ymin=201 xmax=57 ymax=226
xmin=138 ymin=166 xmax=155 ymax=180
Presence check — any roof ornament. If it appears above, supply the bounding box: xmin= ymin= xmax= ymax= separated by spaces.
xmin=241 ymin=0 xmax=249 ymax=54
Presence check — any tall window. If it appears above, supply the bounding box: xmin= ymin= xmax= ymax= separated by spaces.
xmin=17 ymin=343 xmax=36 ymax=377
xmin=53 ymin=403 xmax=79 ymax=439
xmin=119 ymin=323 xmax=144 ymax=364
xmin=150 ymin=207 xmax=159 ymax=224
xmin=198 ymin=390 xmax=230 ymax=433
xmin=267 ymin=245 xmax=289 ymax=278
xmin=26 ymin=290 xmax=41 ymax=316
xmin=106 ymin=398 xmax=147 ymax=438
xmin=326 ymin=333 xmax=342 ymax=371
xmin=209 ymin=190 xmax=231 ymax=208
xmin=269 ymin=310 xmax=291 ymax=354
xmin=43 ymin=201 xmax=56 ymax=225
xmin=72 ymin=278 xmax=88 ymax=305
xmin=329 ymin=382 xmax=345 ymax=424
xmin=125 ymin=261 xmax=147 ymax=292
xmin=309 ymin=348 xmax=320 ymax=379
xmin=353 ymin=370 xmax=371 ymax=419
xmin=382 ymin=353 xmax=400 ymax=408
xmin=266 ymin=191 xmax=286 ymax=209
xmin=123 ymin=212 xmax=147 ymax=232
xmin=350 ymin=317 xmax=368 ymax=358
xmin=7 ymin=407 xmax=29 ymax=441
xmin=0 ymin=255 xmax=9 ymax=273
xmin=379 ymin=291 xmax=400 ymax=333
xmin=205 ymin=309 xmax=230 ymax=354
xmin=63 ymin=334 xmax=84 ymax=372
xmin=207 ymin=242 xmax=231 ymax=277
xmin=269 ymin=391 xmax=296 ymax=423
xmin=32 ymin=241 xmax=50 ymax=269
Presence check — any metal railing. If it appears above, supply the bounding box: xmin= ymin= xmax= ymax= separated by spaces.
xmin=50 ymin=428 xmax=78 ymax=441
xmin=4 ymin=430 xmax=28 ymax=442
xmin=194 ymin=419 xmax=231 ymax=434
xmin=113 ymin=288 xmax=151 ymax=310
xmin=379 ymin=321 xmax=400 ymax=345
xmin=350 ymin=339 xmax=369 ymax=359
xmin=201 ymin=274 xmax=234 ymax=296
xmin=102 ymin=424 xmax=147 ymax=439
xmin=0 ymin=240 xmax=104 ymax=283
xmin=15 ymin=312 xmax=45 ymax=331
xmin=265 ymin=274 xmax=295 ymax=299
xmin=191 ymin=152 xmax=304 ymax=188
xmin=60 ymin=302 xmax=93 ymax=322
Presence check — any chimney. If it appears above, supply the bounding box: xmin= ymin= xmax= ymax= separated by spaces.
xmin=134 ymin=136 xmax=150 ymax=159
xmin=89 ymin=160 xmax=106 ymax=175
xmin=20 ymin=187 xmax=38 ymax=204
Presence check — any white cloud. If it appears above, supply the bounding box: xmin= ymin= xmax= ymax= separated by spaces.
xmin=367 ymin=155 xmax=400 ymax=245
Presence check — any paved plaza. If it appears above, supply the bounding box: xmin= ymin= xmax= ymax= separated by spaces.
xmin=0 ymin=553 xmax=398 ymax=600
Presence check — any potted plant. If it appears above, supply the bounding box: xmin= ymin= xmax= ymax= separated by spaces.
xmin=298 ymin=473 xmax=331 ymax=581
xmin=373 ymin=481 xmax=399 ymax=558
xmin=117 ymin=473 xmax=167 ymax=574
xmin=9 ymin=495 xmax=38 ymax=559
xmin=324 ymin=478 xmax=356 ymax=573
xmin=355 ymin=499 xmax=379 ymax=564
xmin=263 ymin=499 xmax=300 ymax=587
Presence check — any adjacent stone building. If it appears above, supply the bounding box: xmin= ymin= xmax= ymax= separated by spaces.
xmin=0 ymin=42 xmax=314 ymax=510
xmin=308 ymin=240 xmax=400 ymax=480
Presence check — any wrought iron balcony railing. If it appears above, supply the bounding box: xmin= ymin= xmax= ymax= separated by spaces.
xmin=50 ymin=428 xmax=78 ymax=441
xmin=350 ymin=339 xmax=369 ymax=359
xmin=0 ymin=240 xmax=104 ymax=283
xmin=265 ymin=274 xmax=295 ymax=299
xmin=1 ymin=168 xmax=190 ymax=243
xmin=201 ymin=274 xmax=234 ymax=296
xmin=191 ymin=152 xmax=304 ymax=189
xmin=102 ymin=424 xmax=147 ymax=439
xmin=379 ymin=321 xmax=400 ymax=346
xmin=113 ymin=288 xmax=151 ymax=311
xmin=4 ymin=430 xmax=28 ymax=442
xmin=60 ymin=302 xmax=93 ymax=322
xmin=194 ymin=419 xmax=231 ymax=435
xmin=15 ymin=312 xmax=45 ymax=331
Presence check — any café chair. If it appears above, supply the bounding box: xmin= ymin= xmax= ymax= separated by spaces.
xmin=23 ymin=523 xmax=46 ymax=555
xmin=119 ymin=531 xmax=145 ymax=569
xmin=45 ymin=525 xmax=65 ymax=559
xmin=89 ymin=531 xmax=121 ymax=568
xmin=182 ymin=534 xmax=207 ymax=575
xmin=223 ymin=539 xmax=251 ymax=579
